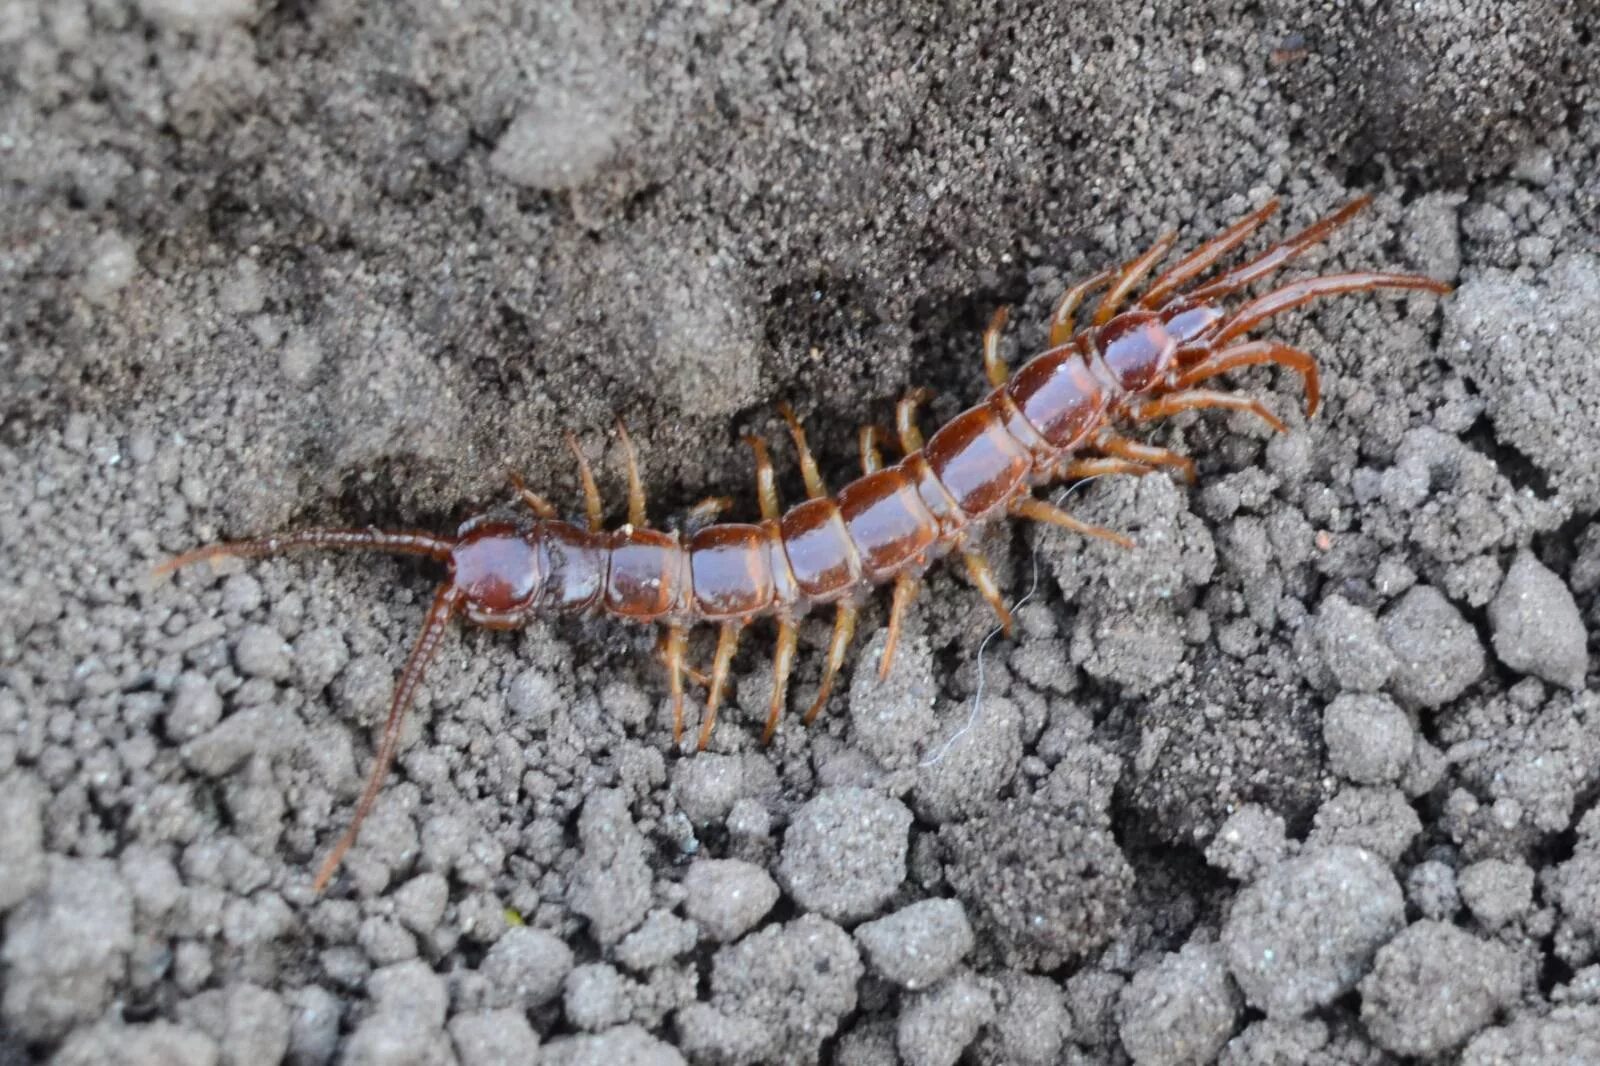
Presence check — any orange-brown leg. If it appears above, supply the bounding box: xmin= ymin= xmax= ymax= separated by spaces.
xmin=1010 ymin=495 xmax=1133 ymax=549
xmin=1132 ymin=389 xmax=1288 ymax=435
xmin=1091 ymin=231 xmax=1178 ymax=326
xmin=685 ymin=495 xmax=733 ymax=534
xmin=1210 ymin=272 xmax=1452 ymax=348
xmin=565 ymin=432 xmax=604 ymax=532
xmin=1180 ymin=196 xmax=1374 ymax=305
xmin=698 ymin=622 xmax=742 ymax=751
xmin=962 ymin=549 xmax=1012 ymax=635
xmin=860 ymin=426 xmax=887 ymax=474
xmin=1095 ymin=434 xmax=1197 ymax=484
xmin=615 ymin=420 xmax=647 ymax=529
xmin=1049 ymin=266 xmax=1116 ymax=347
xmin=778 ymin=403 xmax=828 ymax=499
xmin=1139 ymin=199 xmax=1281 ymax=310
xmin=1175 ymin=340 xmax=1322 ymax=416
xmin=803 ymin=603 xmax=859 ymax=726
xmin=744 ymin=435 xmax=781 ymax=520
xmin=896 ymin=388 xmax=934 ymax=454
xmin=1060 ymin=456 xmax=1157 ymax=480
xmin=879 ymin=572 xmax=920 ymax=680
xmin=984 ymin=306 xmax=1011 ymax=387
xmin=661 ymin=625 xmax=690 ymax=746
xmin=763 ymin=619 xmax=799 ymax=745
xmin=506 ymin=468 xmax=557 ymax=519
xmin=313 ymin=583 xmax=462 ymax=893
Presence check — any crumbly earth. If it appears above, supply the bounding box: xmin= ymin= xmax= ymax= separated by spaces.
xmin=2 ymin=1 xmax=1597 ymax=1063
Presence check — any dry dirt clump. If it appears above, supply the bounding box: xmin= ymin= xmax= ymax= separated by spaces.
xmin=3 ymin=0 xmax=1597 ymax=1062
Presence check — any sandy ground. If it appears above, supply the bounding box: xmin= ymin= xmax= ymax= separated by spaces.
xmin=3 ymin=0 xmax=1599 ymax=1063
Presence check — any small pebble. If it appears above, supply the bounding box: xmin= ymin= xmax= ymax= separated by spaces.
xmin=1489 ymin=551 xmax=1587 ymax=689
xmin=683 ymin=858 xmax=779 ymax=942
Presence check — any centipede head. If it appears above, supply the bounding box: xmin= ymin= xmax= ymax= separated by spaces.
xmin=448 ymin=515 xmax=548 ymax=629
xmin=1096 ymin=309 xmax=1180 ymax=394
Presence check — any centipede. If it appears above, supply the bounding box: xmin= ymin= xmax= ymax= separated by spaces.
xmin=155 ymin=195 xmax=1450 ymax=891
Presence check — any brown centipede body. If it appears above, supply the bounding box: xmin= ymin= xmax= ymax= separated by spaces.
xmin=156 ymin=195 xmax=1450 ymax=891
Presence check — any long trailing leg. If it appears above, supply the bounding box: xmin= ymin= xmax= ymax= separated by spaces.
xmin=565 ymin=432 xmax=604 ymax=532
xmin=1207 ymin=272 xmax=1452 ymax=348
xmin=803 ymin=603 xmax=859 ymax=726
xmin=1132 ymin=388 xmax=1289 ymax=435
xmin=1140 ymin=198 xmax=1281 ymax=309
xmin=153 ymin=527 xmax=456 ymax=579
xmin=1173 ymin=340 xmax=1322 ymax=416
xmin=984 ymin=307 xmax=1012 ymax=387
xmin=1091 ymin=230 xmax=1178 ymax=325
xmin=1010 ymin=495 xmax=1133 ymax=549
xmin=312 ymin=582 xmax=462 ymax=893
xmin=697 ymin=621 xmax=743 ymax=751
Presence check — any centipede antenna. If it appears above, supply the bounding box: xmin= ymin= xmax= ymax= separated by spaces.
xmin=1209 ymin=271 xmax=1453 ymax=348
xmin=1180 ymin=195 xmax=1374 ymax=305
xmin=153 ymin=528 xmax=456 ymax=581
xmin=312 ymin=582 xmax=462 ymax=893
xmin=1140 ymin=198 xmax=1281 ymax=309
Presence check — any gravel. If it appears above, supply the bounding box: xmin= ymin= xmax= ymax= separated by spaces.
xmin=1118 ymin=942 xmax=1243 ymax=1066
xmin=4 ymin=0 xmax=1597 ymax=1058
xmin=853 ymin=898 xmax=975 ymax=990
xmin=1222 ymin=846 xmax=1405 ymax=1018
xmin=1360 ymin=919 xmax=1523 ymax=1056
xmin=1489 ymin=551 xmax=1589 ymax=690
xmin=776 ymin=787 xmax=912 ymax=926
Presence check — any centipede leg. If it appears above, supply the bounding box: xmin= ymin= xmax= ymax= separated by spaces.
xmin=1179 ymin=196 xmax=1375 ymax=305
xmin=1207 ymin=272 xmax=1452 ymax=348
xmin=763 ymin=619 xmax=799 ymax=744
xmin=662 ymin=625 xmax=690 ymax=746
xmin=1133 ymin=389 xmax=1288 ymax=435
xmin=1095 ymin=434 xmax=1197 ymax=484
xmin=1048 ymin=266 xmax=1116 ymax=347
xmin=744 ymin=435 xmax=780 ymax=520
xmin=896 ymin=388 xmax=934 ymax=454
xmin=1140 ymin=199 xmax=1281 ymax=310
xmin=685 ymin=496 xmax=733 ymax=534
xmin=778 ymin=403 xmax=828 ymax=499
xmin=616 ymin=420 xmax=647 ymax=529
xmin=879 ymin=572 xmax=920 ymax=680
xmin=1174 ymin=340 xmax=1321 ymax=416
xmin=698 ymin=622 xmax=742 ymax=751
xmin=1091 ymin=230 xmax=1178 ymax=326
xmin=505 ymin=468 xmax=557 ymax=519
xmin=313 ymin=582 xmax=462 ymax=893
xmin=565 ymin=432 xmax=605 ymax=532
xmin=859 ymin=426 xmax=887 ymax=474
xmin=962 ymin=550 xmax=1013 ymax=636
xmin=984 ymin=307 xmax=1011 ymax=387
xmin=803 ymin=603 xmax=859 ymax=726
xmin=1010 ymin=495 xmax=1134 ymax=549
xmin=1060 ymin=457 xmax=1156 ymax=480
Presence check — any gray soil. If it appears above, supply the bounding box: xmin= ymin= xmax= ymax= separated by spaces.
xmin=3 ymin=1 xmax=1598 ymax=1063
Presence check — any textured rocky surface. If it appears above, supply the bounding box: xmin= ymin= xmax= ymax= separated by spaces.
xmin=3 ymin=0 xmax=1597 ymax=1061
